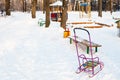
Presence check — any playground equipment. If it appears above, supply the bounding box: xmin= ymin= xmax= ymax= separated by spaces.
xmin=50 ymin=0 xmax=68 ymax=22
xmin=79 ymin=0 xmax=91 ymax=18
xmin=38 ymin=18 xmax=45 ymax=27
xmin=73 ymin=28 xmax=104 ymax=78
xmin=63 ymin=24 xmax=72 ymax=38
xmin=63 ymin=28 xmax=70 ymax=38
xmin=50 ymin=1 xmax=62 ymax=22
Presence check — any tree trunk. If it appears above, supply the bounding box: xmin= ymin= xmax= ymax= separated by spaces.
xmin=5 ymin=0 xmax=11 ymax=16
xmin=74 ymin=0 xmax=77 ymax=11
xmin=23 ymin=0 xmax=27 ymax=12
xmin=61 ymin=0 xmax=68 ymax=29
xmin=31 ymin=0 xmax=37 ymax=18
xmin=24 ymin=0 xmax=27 ymax=12
xmin=22 ymin=0 xmax=25 ymax=12
xmin=45 ymin=0 xmax=50 ymax=27
xmin=43 ymin=0 xmax=46 ymax=13
xmin=110 ymin=0 xmax=113 ymax=14
xmin=98 ymin=0 xmax=102 ymax=17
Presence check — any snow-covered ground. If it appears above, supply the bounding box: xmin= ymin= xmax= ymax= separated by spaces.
xmin=0 ymin=11 xmax=120 ymax=80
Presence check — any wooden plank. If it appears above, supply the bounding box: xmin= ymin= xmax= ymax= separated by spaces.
xmin=67 ymin=22 xmax=93 ymax=24
xmin=84 ymin=25 xmax=102 ymax=28
xmin=95 ymin=22 xmax=113 ymax=27
xmin=71 ymin=24 xmax=103 ymax=28
xmin=80 ymin=40 xmax=102 ymax=47
xmin=68 ymin=36 xmax=101 ymax=47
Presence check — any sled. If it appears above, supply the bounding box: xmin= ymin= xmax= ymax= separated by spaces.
xmin=73 ymin=28 xmax=104 ymax=78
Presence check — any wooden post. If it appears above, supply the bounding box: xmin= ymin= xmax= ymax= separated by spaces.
xmin=88 ymin=5 xmax=91 ymax=18
xmin=81 ymin=6 xmax=84 ymax=18
xmin=87 ymin=0 xmax=91 ymax=19
xmin=5 ymin=0 xmax=11 ymax=16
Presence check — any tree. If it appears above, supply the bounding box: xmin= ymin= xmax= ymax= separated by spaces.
xmin=110 ymin=0 xmax=113 ymax=14
xmin=45 ymin=0 xmax=50 ymax=27
xmin=98 ymin=0 xmax=102 ymax=17
xmin=31 ymin=0 xmax=37 ymax=18
xmin=43 ymin=0 xmax=46 ymax=13
xmin=61 ymin=0 xmax=68 ymax=29
xmin=73 ymin=0 xmax=77 ymax=11
xmin=22 ymin=0 xmax=27 ymax=12
xmin=5 ymin=0 xmax=11 ymax=15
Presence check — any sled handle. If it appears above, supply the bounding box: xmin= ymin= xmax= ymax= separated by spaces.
xmin=73 ymin=28 xmax=90 ymax=36
xmin=73 ymin=28 xmax=92 ymax=55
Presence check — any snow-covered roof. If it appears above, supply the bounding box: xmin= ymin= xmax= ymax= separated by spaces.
xmin=50 ymin=1 xmax=62 ymax=6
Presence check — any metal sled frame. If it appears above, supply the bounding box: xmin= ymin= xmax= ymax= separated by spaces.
xmin=73 ymin=28 xmax=104 ymax=78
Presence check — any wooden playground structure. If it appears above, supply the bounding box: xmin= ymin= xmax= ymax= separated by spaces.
xmin=66 ymin=0 xmax=113 ymax=29
xmin=79 ymin=0 xmax=91 ymax=18
xmin=50 ymin=1 xmax=63 ymax=22
xmin=67 ymin=0 xmax=103 ymax=29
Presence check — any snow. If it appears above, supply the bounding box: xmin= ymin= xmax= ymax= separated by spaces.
xmin=50 ymin=1 xmax=62 ymax=6
xmin=0 ymin=11 xmax=120 ymax=80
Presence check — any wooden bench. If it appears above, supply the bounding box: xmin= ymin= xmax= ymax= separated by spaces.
xmin=68 ymin=36 xmax=102 ymax=54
